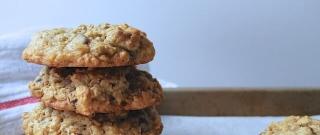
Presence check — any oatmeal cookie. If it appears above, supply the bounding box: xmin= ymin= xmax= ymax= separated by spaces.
xmin=22 ymin=104 xmax=163 ymax=135
xmin=22 ymin=23 xmax=155 ymax=67
xmin=261 ymin=116 xmax=320 ymax=135
xmin=29 ymin=66 xmax=163 ymax=116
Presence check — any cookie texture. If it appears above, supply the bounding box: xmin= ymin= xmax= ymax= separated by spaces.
xmin=261 ymin=116 xmax=320 ymax=135
xmin=23 ymin=104 xmax=163 ymax=135
xmin=29 ymin=66 xmax=163 ymax=116
xmin=22 ymin=23 xmax=155 ymax=67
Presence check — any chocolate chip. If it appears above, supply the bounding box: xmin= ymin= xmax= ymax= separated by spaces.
xmin=71 ymin=99 xmax=78 ymax=105
xmin=125 ymin=71 xmax=142 ymax=90
xmin=120 ymin=101 xmax=127 ymax=106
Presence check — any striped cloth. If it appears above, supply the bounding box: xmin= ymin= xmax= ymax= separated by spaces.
xmin=0 ymin=29 xmax=40 ymax=134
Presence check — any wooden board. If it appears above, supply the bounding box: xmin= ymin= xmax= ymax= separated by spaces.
xmin=159 ymin=88 xmax=320 ymax=116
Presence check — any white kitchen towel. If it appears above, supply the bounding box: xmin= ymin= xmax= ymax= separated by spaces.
xmin=0 ymin=29 xmax=40 ymax=134
xmin=0 ymin=29 xmax=176 ymax=135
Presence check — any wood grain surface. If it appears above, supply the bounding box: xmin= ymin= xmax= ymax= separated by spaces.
xmin=159 ymin=88 xmax=320 ymax=116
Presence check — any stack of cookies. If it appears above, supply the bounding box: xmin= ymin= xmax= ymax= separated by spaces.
xmin=21 ymin=23 xmax=163 ymax=135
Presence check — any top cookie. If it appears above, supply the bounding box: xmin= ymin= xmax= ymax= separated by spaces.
xmin=22 ymin=23 xmax=155 ymax=67
xmin=261 ymin=116 xmax=320 ymax=135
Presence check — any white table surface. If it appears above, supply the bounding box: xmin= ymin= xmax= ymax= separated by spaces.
xmin=161 ymin=115 xmax=320 ymax=135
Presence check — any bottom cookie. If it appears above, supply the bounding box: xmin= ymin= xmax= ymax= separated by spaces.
xmin=261 ymin=116 xmax=320 ymax=135
xmin=22 ymin=104 xmax=163 ymax=135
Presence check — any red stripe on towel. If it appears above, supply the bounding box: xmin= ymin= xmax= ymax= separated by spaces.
xmin=0 ymin=97 xmax=38 ymax=110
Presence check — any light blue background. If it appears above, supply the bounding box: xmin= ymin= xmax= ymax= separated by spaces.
xmin=1 ymin=0 xmax=320 ymax=87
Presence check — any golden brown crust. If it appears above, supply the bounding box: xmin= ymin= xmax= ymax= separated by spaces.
xmin=261 ymin=116 xmax=320 ymax=135
xmin=23 ymin=104 xmax=163 ymax=135
xmin=22 ymin=23 xmax=155 ymax=67
xmin=29 ymin=66 xmax=163 ymax=116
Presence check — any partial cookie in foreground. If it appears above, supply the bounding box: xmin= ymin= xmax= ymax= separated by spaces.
xmin=261 ymin=116 xmax=320 ymax=135
xmin=29 ymin=66 xmax=163 ymax=116
xmin=22 ymin=23 xmax=155 ymax=67
xmin=23 ymin=104 xmax=163 ymax=135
